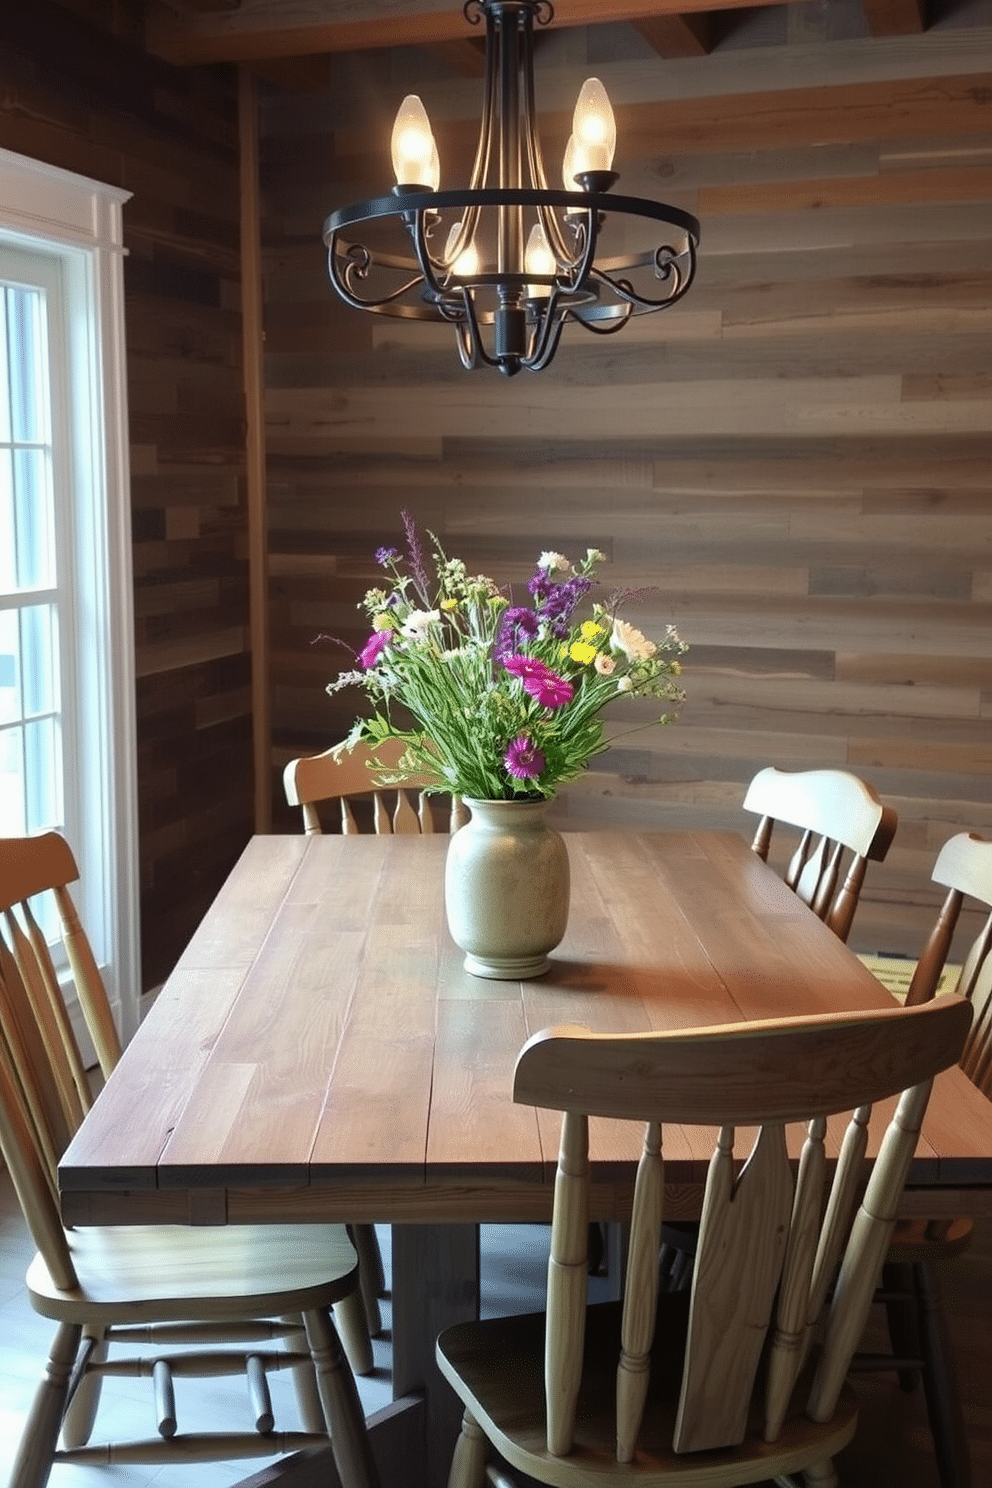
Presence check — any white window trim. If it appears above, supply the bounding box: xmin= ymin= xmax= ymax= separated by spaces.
xmin=0 ymin=147 xmax=140 ymax=1044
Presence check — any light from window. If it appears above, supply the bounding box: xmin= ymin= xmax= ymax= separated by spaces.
xmin=0 ymin=146 xmax=138 ymax=1042
xmin=0 ymin=275 xmax=64 ymax=843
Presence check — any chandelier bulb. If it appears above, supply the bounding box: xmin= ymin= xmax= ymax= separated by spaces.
xmin=444 ymin=220 xmax=480 ymax=279
xmin=571 ymin=77 xmax=616 ymax=174
xmin=525 ymin=222 xmax=555 ymax=297
xmin=562 ymin=133 xmax=581 ymax=189
xmin=391 ymin=94 xmax=441 ymax=190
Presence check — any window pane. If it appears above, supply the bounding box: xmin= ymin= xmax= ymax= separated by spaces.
xmin=1 ymin=264 xmax=62 ymax=859
xmin=0 ymin=449 xmax=13 ymax=589
xmin=6 ymin=280 xmax=47 ymax=445
xmin=21 ymin=602 xmax=59 ymax=717
xmin=24 ymin=714 xmax=61 ymax=832
xmin=0 ymin=608 xmax=18 ymax=724
xmin=0 ymin=289 xmax=9 ymax=445
xmin=0 ymin=725 xmax=26 ymax=834
xmin=13 ymin=445 xmax=54 ymax=589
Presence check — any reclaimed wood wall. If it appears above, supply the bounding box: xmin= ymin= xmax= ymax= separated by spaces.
xmin=0 ymin=0 xmax=251 ymax=989
xmin=261 ymin=17 xmax=992 ymax=957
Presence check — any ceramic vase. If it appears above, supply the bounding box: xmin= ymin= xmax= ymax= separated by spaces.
xmin=444 ymin=796 xmax=569 ymax=979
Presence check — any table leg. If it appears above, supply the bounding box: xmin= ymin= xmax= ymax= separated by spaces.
xmin=391 ymin=1224 xmax=480 ymax=1488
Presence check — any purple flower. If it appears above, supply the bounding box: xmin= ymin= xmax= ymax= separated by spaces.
xmin=494 ymin=605 xmax=540 ymax=663
xmin=540 ymin=575 xmax=592 ymax=639
xmin=375 ymin=545 xmax=400 ymax=567
xmin=359 ymin=630 xmax=392 ymax=669
xmin=504 ymin=736 xmax=546 ymax=780
xmin=527 ymin=569 xmax=553 ymax=605
xmin=401 ymin=509 xmax=431 ymax=602
xmin=503 ymin=654 xmax=574 ymax=710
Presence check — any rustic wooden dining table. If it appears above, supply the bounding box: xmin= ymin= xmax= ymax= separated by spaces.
xmin=58 ymin=829 xmax=992 ymax=1488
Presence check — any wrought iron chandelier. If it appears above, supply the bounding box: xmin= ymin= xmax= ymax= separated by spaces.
xmin=322 ymin=0 xmax=700 ymax=376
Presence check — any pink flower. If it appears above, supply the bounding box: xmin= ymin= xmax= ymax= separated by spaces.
xmin=504 ymin=736 xmax=546 ymax=780
xmin=531 ymin=672 xmax=574 ymax=708
xmin=359 ymin=630 xmax=392 ymax=668
xmin=503 ymin=654 xmax=574 ymax=710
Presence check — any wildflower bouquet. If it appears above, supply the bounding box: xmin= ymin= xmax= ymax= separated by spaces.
xmin=327 ymin=513 xmax=687 ymax=802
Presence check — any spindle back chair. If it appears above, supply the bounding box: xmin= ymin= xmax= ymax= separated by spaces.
xmin=743 ymin=766 xmax=898 ymax=942
xmin=283 ymin=735 xmax=466 ymax=836
xmin=859 ymin=830 xmax=992 ymax=1488
xmin=436 ymin=998 xmax=971 ymax=1488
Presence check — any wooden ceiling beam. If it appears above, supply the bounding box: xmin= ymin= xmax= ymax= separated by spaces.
xmin=249 ymin=54 xmax=333 ymax=90
xmin=423 ymin=38 xmax=487 ymax=77
xmin=861 ymin=0 xmax=928 ymax=34
xmin=631 ymin=13 xmax=711 ymax=58
xmin=143 ymin=0 xmax=793 ymax=66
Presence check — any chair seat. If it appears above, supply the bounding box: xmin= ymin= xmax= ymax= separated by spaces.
xmin=27 ymin=1222 xmax=359 ymax=1323
xmin=437 ymin=1297 xmax=859 ymax=1487
xmin=885 ymin=1214 xmax=973 ymax=1266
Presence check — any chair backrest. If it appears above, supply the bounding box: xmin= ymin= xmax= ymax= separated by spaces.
xmin=743 ymin=766 xmax=898 ymax=941
xmin=904 ymin=832 xmax=992 ymax=1094
xmin=0 ymin=832 xmax=121 ymax=1092
xmin=0 ymin=837 xmax=105 ymax=1290
xmin=0 ymin=999 xmax=80 ymax=1291
xmin=283 ymin=736 xmax=467 ymax=836
xmin=512 ymin=996 xmax=971 ymax=1463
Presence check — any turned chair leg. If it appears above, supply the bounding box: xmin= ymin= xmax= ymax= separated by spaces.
xmin=11 ymin=1320 xmax=80 ymax=1488
xmin=448 ymin=1407 xmax=487 ymax=1488
xmin=303 ymin=1306 xmax=380 ymax=1488
xmin=282 ymin=1312 xmax=326 ymax=1433
xmin=59 ymin=1322 xmax=108 ymax=1449
xmin=350 ymin=1222 xmax=384 ymax=1335
xmin=802 ymin=1459 xmax=839 ymax=1488
xmin=333 ymin=1287 xmax=375 ymax=1376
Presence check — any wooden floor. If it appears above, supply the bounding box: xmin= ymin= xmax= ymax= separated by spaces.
xmin=1 ymin=1173 xmax=989 ymax=1487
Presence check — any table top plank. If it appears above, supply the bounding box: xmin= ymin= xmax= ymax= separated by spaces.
xmin=58 ymin=968 xmax=249 ymax=1190
xmin=312 ymin=920 xmax=439 ymax=1173
xmin=173 ymin=834 xmax=307 ymax=972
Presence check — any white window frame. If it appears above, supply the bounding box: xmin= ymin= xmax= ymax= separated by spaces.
xmin=0 ymin=147 xmax=140 ymax=1044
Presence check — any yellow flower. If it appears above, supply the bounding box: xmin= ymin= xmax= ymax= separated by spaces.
xmin=569 ymin=640 xmax=598 ymax=666
xmin=580 ymin=620 xmax=604 ymax=641
xmin=372 ymin=613 xmax=395 ymax=632
xmin=441 ymin=598 xmax=459 ymax=611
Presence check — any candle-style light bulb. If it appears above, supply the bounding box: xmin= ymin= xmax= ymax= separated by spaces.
xmin=444 ymin=220 xmax=480 ymax=279
xmin=571 ymin=77 xmax=616 ymax=174
xmin=562 ymin=134 xmax=584 ymax=189
xmin=525 ymin=222 xmax=555 ymax=297
xmin=391 ymin=94 xmax=441 ymax=190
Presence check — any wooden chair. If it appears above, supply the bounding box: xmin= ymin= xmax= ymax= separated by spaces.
xmin=0 ymin=832 xmax=380 ymax=1488
xmin=743 ymin=765 xmax=898 ymax=942
xmin=853 ymin=831 xmax=992 ymax=1488
xmin=283 ymin=734 xmax=467 ymax=837
xmin=435 ymin=996 xmax=971 ymax=1488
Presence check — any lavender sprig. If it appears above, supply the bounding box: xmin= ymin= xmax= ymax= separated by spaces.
xmin=402 ymin=509 xmax=431 ymax=607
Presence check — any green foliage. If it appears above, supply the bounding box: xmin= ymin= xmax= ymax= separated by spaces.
xmin=327 ymin=520 xmax=687 ymax=802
